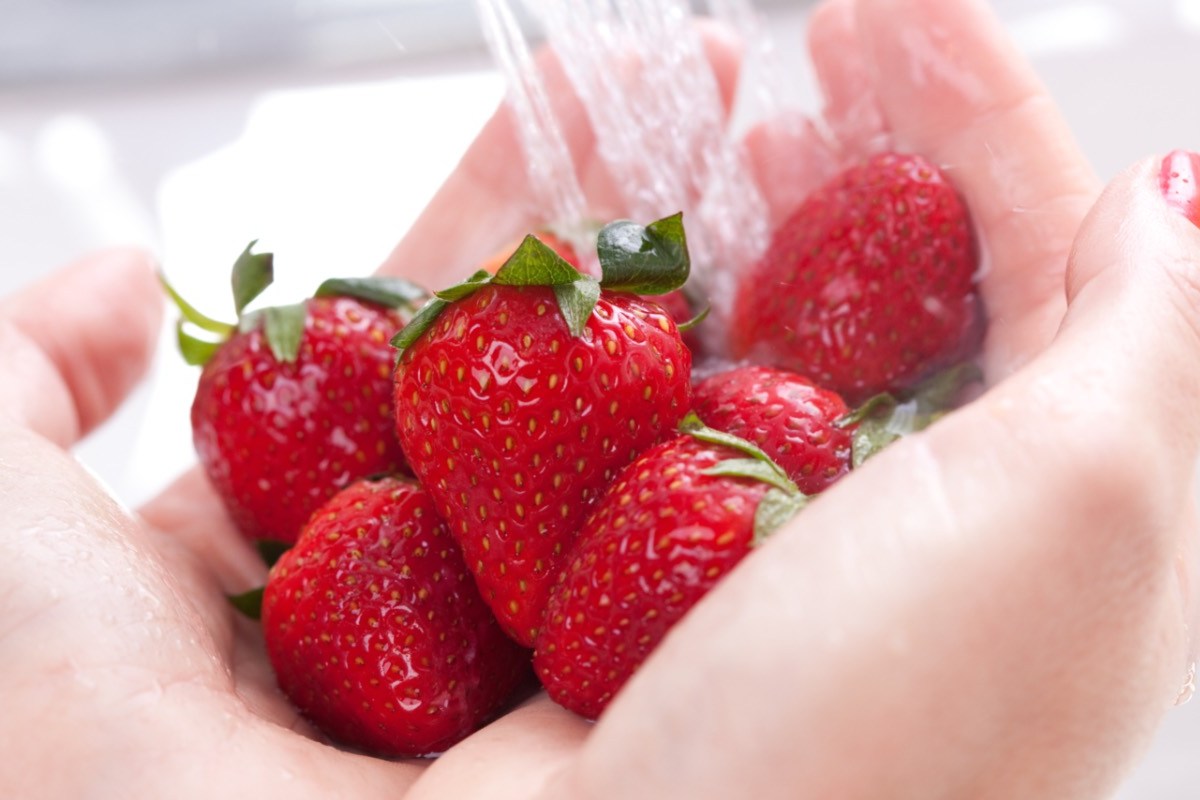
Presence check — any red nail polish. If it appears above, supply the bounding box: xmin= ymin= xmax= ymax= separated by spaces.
xmin=1161 ymin=150 xmax=1200 ymax=226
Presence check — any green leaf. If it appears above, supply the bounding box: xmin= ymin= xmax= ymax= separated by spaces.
xmin=681 ymin=412 xmax=803 ymax=497
xmin=386 ymin=269 xmax=493 ymax=356
xmin=228 ymin=586 xmax=264 ymax=620
xmin=841 ymin=362 xmax=983 ymax=467
xmin=703 ymin=458 xmax=798 ymax=495
xmin=314 ymin=276 xmax=430 ymax=310
xmin=596 ymin=212 xmax=690 ymax=294
xmin=158 ymin=271 xmax=235 ymax=337
xmin=675 ymin=302 xmax=710 ymax=333
xmin=914 ymin=362 xmax=984 ymax=411
xmin=255 ymin=539 xmax=291 ymax=567
xmin=435 ymin=270 xmax=492 ymax=302
xmin=262 ymin=302 xmax=308 ymax=363
xmin=680 ymin=412 xmax=777 ymax=466
xmin=175 ymin=321 xmax=222 ymax=367
xmin=753 ymin=488 xmax=809 ymax=546
xmin=836 ymin=392 xmax=898 ymax=430
xmin=390 ymin=297 xmax=450 ymax=355
xmin=231 ymin=240 xmax=275 ymax=316
xmin=553 ymin=278 xmax=602 ymax=337
xmin=493 ymin=235 xmax=585 ymax=287
xmin=850 ymin=415 xmax=904 ymax=469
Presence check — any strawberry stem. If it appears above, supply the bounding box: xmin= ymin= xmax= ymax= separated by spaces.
xmin=159 ymin=272 xmax=235 ymax=337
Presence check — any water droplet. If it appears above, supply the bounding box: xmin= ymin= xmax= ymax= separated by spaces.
xmin=1175 ymin=662 xmax=1195 ymax=706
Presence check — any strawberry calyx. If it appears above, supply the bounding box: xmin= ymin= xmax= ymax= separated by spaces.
xmin=229 ymin=586 xmax=265 ymax=620
xmin=227 ymin=538 xmax=295 ymax=621
xmin=838 ymin=362 xmax=984 ymax=467
xmin=255 ymin=539 xmax=291 ymax=567
xmin=390 ymin=212 xmax=691 ymax=355
xmin=163 ymin=241 xmax=430 ymax=367
xmin=679 ymin=412 xmax=809 ymax=545
xmin=594 ymin=213 xmax=690 ymax=293
xmin=675 ymin=302 xmax=710 ymax=333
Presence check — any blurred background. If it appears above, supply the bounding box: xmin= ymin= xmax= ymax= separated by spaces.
xmin=0 ymin=0 xmax=1197 ymax=795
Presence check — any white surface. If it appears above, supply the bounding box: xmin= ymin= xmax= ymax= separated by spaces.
xmin=1 ymin=0 xmax=1198 ymax=795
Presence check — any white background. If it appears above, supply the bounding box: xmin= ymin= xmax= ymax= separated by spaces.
xmin=0 ymin=0 xmax=1197 ymax=795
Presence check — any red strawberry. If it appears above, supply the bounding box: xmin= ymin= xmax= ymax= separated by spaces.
xmin=533 ymin=417 xmax=806 ymax=719
xmin=730 ymin=152 xmax=981 ymax=402
xmin=692 ymin=365 xmax=851 ymax=494
xmin=261 ymin=475 xmax=530 ymax=756
xmin=165 ymin=244 xmax=427 ymax=544
xmin=392 ymin=215 xmax=694 ymax=645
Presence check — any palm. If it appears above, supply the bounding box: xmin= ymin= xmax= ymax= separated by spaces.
xmin=4 ymin=1 xmax=1194 ymax=798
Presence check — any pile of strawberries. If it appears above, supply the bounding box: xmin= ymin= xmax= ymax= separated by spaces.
xmin=168 ymin=151 xmax=982 ymax=756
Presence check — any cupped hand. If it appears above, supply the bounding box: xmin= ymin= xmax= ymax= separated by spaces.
xmin=3 ymin=1 xmax=1196 ymax=799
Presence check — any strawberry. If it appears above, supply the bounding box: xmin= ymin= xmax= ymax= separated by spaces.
xmin=163 ymin=243 xmax=427 ymax=544
xmin=692 ymin=365 xmax=852 ymax=494
xmin=533 ymin=416 xmax=807 ymax=719
xmin=392 ymin=214 xmax=694 ymax=645
xmin=730 ymin=152 xmax=981 ymax=402
xmin=261 ymin=475 xmax=530 ymax=757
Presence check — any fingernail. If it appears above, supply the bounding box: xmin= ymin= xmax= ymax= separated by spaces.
xmin=1161 ymin=150 xmax=1200 ymax=226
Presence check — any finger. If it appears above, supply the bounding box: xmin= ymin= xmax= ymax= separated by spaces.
xmin=738 ymin=0 xmax=864 ymax=231
xmin=806 ymin=0 xmax=888 ymax=157
xmin=545 ymin=157 xmax=1200 ymax=798
xmin=139 ymin=466 xmax=268 ymax=593
xmin=378 ymin=22 xmax=744 ymax=286
xmin=407 ymin=693 xmax=590 ymax=800
xmin=741 ymin=115 xmax=840 ymax=233
xmin=0 ymin=248 xmax=162 ymax=447
xmin=853 ymin=0 xmax=1102 ymax=378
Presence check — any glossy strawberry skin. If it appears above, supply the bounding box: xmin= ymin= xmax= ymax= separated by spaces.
xmin=262 ymin=476 xmax=530 ymax=757
xmin=533 ymin=435 xmax=767 ymax=719
xmin=192 ymin=296 xmax=408 ymax=544
xmin=394 ymin=285 xmax=692 ymax=646
xmin=692 ymin=365 xmax=851 ymax=494
xmin=731 ymin=152 xmax=980 ymax=403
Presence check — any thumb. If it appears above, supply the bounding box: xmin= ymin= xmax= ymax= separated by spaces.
xmin=1046 ymin=151 xmax=1200 ymax=476
xmin=542 ymin=153 xmax=1200 ymax=800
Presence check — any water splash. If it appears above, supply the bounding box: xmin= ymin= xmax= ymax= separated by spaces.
xmin=706 ymin=0 xmax=796 ymax=132
xmin=477 ymin=0 xmax=772 ymax=306
xmin=475 ymin=0 xmax=589 ymax=229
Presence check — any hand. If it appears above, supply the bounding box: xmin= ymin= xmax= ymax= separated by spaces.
xmin=0 ymin=3 xmax=1193 ymax=800
xmin=394 ymin=0 xmax=1197 ymax=797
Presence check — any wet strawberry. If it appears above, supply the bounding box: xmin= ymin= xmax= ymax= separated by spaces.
xmin=534 ymin=417 xmax=806 ymax=719
xmin=392 ymin=214 xmax=694 ymax=645
xmin=692 ymin=365 xmax=851 ymax=493
xmin=731 ymin=152 xmax=980 ymax=402
xmin=164 ymin=244 xmax=427 ymax=544
xmin=262 ymin=475 xmax=530 ymax=756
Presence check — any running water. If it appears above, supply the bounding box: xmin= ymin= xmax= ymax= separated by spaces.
xmin=475 ymin=0 xmax=589 ymax=229
xmin=474 ymin=0 xmax=782 ymax=317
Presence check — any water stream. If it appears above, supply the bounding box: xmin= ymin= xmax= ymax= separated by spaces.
xmin=475 ymin=0 xmax=777 ymax=312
